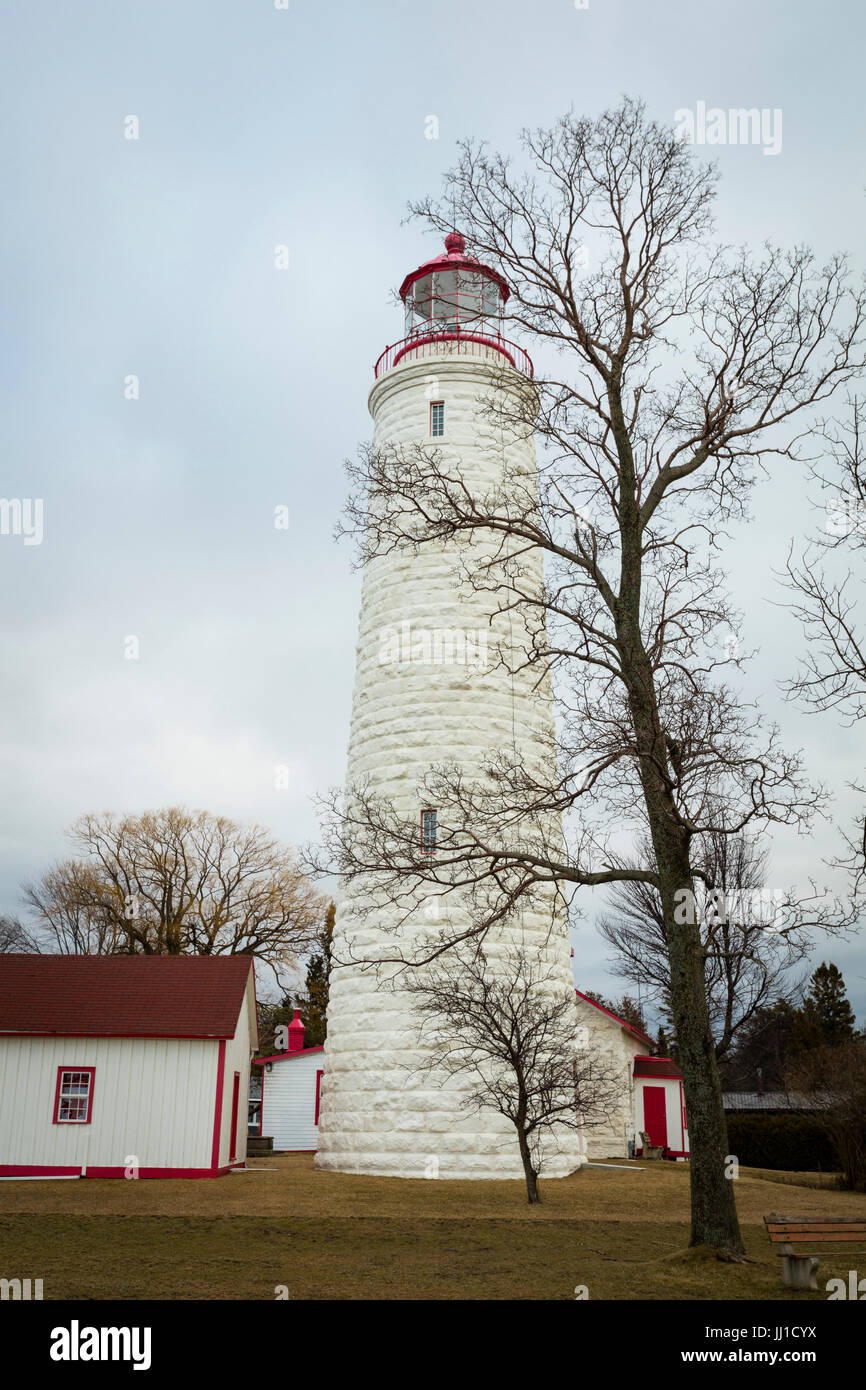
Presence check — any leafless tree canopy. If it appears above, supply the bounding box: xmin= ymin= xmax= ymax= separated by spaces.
xmin=597 ymin=828 xmax=847 ymax=1060
xmin=0 ymin=914 xmax=39 ymax=953
xmin=781 ymin=397 xmax=866 ymax=890
xmin=23 ymin=807 xmax=323 ymax=986
xmin=787 ymin=1040 xmax=866 ymax=1191
xmin=321 ymin=100 xmax=865 ymax=935
xmin=405 ymin=945 xmax=621 ymax=1202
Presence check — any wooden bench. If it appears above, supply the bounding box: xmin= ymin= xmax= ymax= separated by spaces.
xmin=764 ymin=1212 xmax=866 ymax=1289
xmin=639 ymin=1129 xmax=664 ymax=1161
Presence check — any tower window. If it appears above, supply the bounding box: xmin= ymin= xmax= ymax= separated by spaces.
xmin=430 ymin=402 xmax=445 ymax=437
xmin=420 ymin=808 xmax=438 ymax=855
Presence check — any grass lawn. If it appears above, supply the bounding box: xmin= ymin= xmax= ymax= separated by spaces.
xmin=1 ymin=1155 xmax=863 ymax=1300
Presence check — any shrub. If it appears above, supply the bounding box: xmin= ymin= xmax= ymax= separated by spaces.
xmin=786 ymin=1041 xmax=866 ymax=1191
xmin=725 ymin=1112 xmax=839 ymax=1173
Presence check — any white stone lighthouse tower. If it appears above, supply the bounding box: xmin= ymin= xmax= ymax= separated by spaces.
xmin=316 ymin=234 xmax=582 ymax=1179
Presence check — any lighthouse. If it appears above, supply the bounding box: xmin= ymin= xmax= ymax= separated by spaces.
xmin=316 ymin=234 xmax=583 ymax=1179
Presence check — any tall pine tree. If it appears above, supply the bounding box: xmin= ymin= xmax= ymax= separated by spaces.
xmin=804 ymin=962 xmax=858 ymax=1046
xmin=289 ymin=902 xmax=334 ymax=1047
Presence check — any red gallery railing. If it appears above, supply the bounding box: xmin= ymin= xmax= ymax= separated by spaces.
xmin=374 ymin=328 xmax=534 ymax=380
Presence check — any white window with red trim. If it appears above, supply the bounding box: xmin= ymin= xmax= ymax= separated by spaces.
xmin=430 ymin=401 xmax=445 ymax=437
xmin=53 ymin=1067 xmax=95 ymax=1124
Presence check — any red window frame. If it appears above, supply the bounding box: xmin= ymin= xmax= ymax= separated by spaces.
xmin=429 ymin=401 xmax=445 ymax=437
xmin=420 ymin=808 xmax=438 ymax=856
xmin=52 ymin=1066 xmax=96 ymax=1125
xmin=315 ymin=1069 xmax=324 ymax=1125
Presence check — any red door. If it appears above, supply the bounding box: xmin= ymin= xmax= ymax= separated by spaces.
xmin=229 ymin=1073 xmax=240 ymax=1160
xmin=643 ymin=1086 xmax=668 ymax=1148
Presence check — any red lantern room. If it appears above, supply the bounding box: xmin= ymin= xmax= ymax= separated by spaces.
xmin=374 ymin=233 xmax=533 ymax=378
xmin=400 ymin=232 xmax=509 ymax=337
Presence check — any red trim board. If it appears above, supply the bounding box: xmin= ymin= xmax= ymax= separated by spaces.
xmin=210 ymin=1039 xmax=226 ymax=1172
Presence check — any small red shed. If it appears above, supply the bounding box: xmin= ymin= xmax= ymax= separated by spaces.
xmin=633 ymin=1055 xmax=690 ymax=1158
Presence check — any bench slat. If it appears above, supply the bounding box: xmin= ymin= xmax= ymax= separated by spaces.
xmin=768 ymin=1234 xmax=866 ymax=1246
xmin=766 ymin=1223 xmax=866 ymax=1235
xmin=764 ymin=1214 xmax=866 ymax=1225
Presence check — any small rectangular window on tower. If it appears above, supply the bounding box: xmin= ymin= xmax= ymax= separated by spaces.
xmin=420 ymin=808 xmax=438 ymax=855
xmin=430 ymin=402 xmax=445 ymax=437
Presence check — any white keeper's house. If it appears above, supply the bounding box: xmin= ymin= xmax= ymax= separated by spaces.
xmin=0 ymin=954 xmax=257 ymax=1179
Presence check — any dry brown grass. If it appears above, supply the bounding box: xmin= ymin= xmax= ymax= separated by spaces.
xmin=1 ymin=1155 xmax=864 ymax=1300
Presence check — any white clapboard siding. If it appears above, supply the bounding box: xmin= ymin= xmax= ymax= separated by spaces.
xmin=0 ymin=1035 xmax=218 ymax=1170
xmin=574 ymin=994 xmax=647 ymax=1159
xmin=0 ymin=955 xmax=259 ymax=1178
xmin=216 ymin=1005 xmax=255 ymax=1168
xmin=260 ymin=1050 xmax=323 ymax=1152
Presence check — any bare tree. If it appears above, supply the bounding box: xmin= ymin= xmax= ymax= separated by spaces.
xmin=23 ymin=807 xmax=323 ymax=986
xmin=0 ymin=914 xmax=39 ymax=953
xmin=405 ymin=945 xmax=621 ymax=1203
xmin=24 ymin=859 xmax=127 ymax=955
xmin=787 ymin=1040 xmax=866 ymax=1191
xmin=598 ymin=827 xmax=845 ymax=1060
xmin=315 ymin=99 xmax=865 ymax=1253
xmin=781 ymin=398 xmax=866 ymax=892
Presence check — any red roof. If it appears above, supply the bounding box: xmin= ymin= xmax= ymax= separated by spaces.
xmin=0 ymin=954 xmax=255 ymax=1039
xmin=398 ymin=232 xmax=511 ymax=303
xmin=253 ymin=1045 xmax=325 ymax=1065
xmin=575 ymin=989 xmax=654 ymax=1048
xmin=633 ymin=1055 xmax=682 ymax=1080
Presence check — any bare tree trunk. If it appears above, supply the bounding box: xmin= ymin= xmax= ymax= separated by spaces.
xmin=660 ymin=859 xmax=741 ymax=1251
xmin=609 ymin=356 xmax=744 ymax=1253
xmin=517 ymin=1128 xmax=540 ymax=1204
xmin=623 ymin=635 xmax=742 ymax=1252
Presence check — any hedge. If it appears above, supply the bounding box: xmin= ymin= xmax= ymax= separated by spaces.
xmin=725 ymin=1112 xmax=839 ymax=1172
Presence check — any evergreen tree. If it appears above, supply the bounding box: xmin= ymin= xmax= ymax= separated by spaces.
xmin=658 ymin=1025 xmax=680 ymax=1064
xmin=289 ymin=901 xmax=334 ymax=1047
xmin=255 ymin=995 xmax=296 ymax=1058
xmin=612 ymin=994 xmax=648 ymax=1035
xmin=720 ymin=996 xmax=831 ymax=1090
xmin=581 ymin=990 xmax=648 ymax=1035
xmin=804 ymin=962 xmax=858 ymax=1046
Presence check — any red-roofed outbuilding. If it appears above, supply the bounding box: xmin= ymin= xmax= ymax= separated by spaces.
xmin=631 ymin=1054 xmax=690 ymax=1158
xmin=0 ymin=954 xmax=258 ymax=1179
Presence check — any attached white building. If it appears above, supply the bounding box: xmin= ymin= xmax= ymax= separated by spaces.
xmin=0 ymin=954 xmax=258 ymax=1179
xmin=574 ymin=990 xmax=656 ymax=1159
xmin=573 ymin=993 xmax=691 ymax=1160
xmin=253 ymin=1010 xmax=324 ymax=1153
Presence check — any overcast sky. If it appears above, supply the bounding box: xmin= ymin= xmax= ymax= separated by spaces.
xmin=1 ymin=0 xmax=864 ymax=1021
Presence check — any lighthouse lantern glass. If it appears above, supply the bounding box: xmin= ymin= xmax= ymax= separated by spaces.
xmin=404 ymin=267 xmax=504 ymax=338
